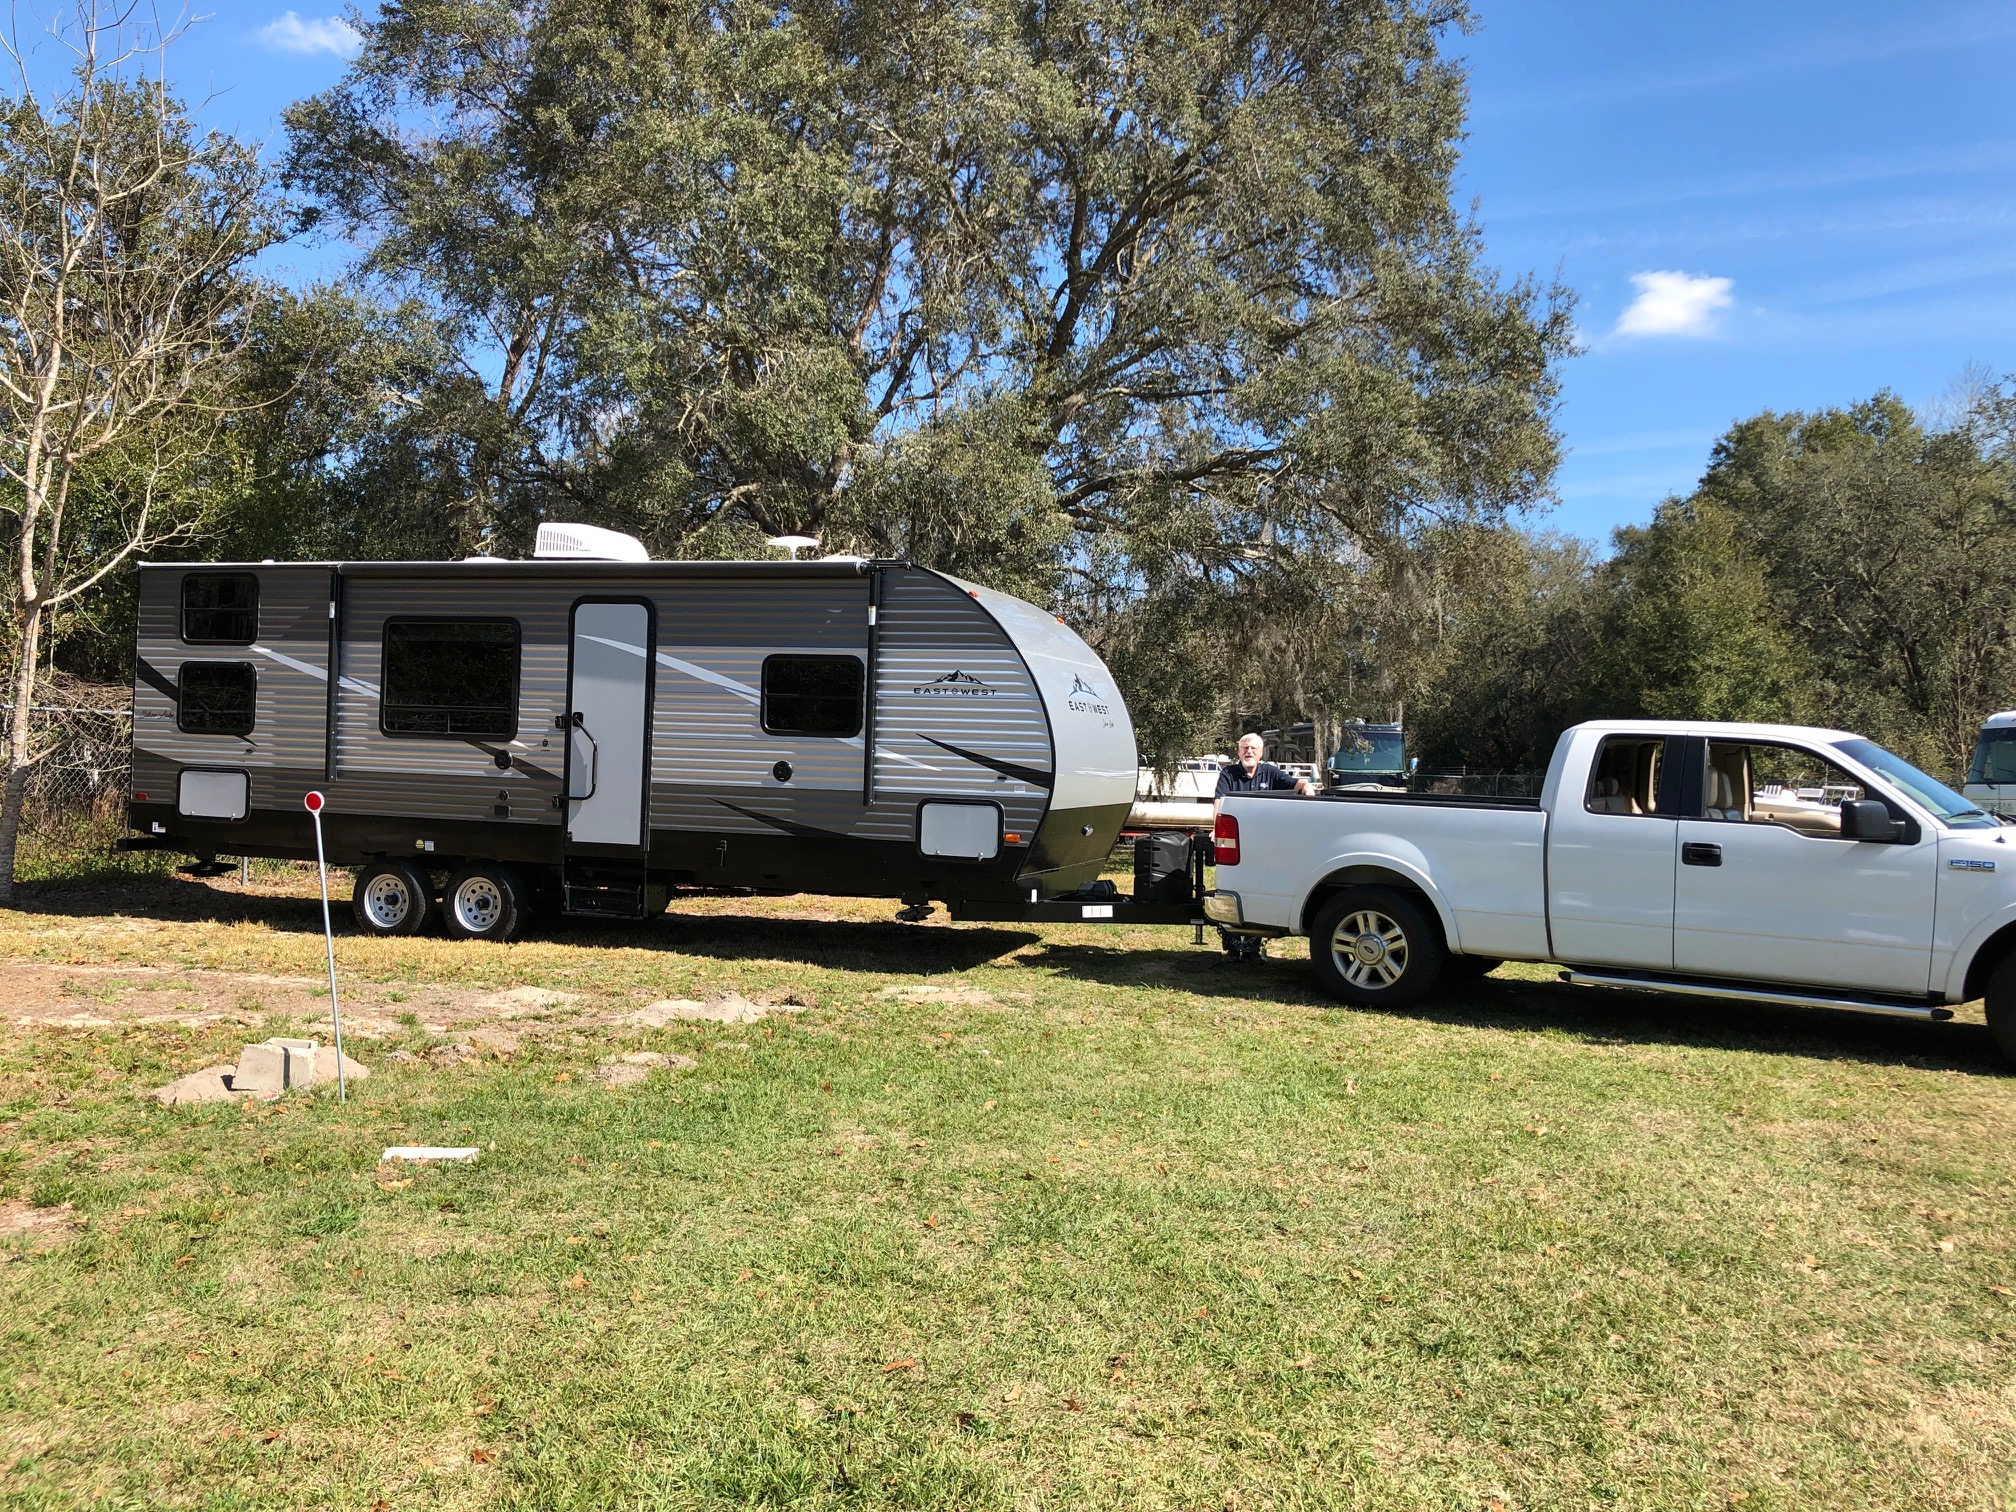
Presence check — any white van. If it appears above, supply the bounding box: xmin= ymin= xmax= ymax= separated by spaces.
xmin=1963 ymin=711 xmax=2016 ymax=817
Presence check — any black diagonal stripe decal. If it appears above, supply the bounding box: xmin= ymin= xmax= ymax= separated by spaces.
xmin=919 ymin=736 xmax=1053 ymax=790
xmin=460 ymin=738 xmax=559 ymax=783
xmin=136 ymin=658 xmax=178 ymax=704
xmin=712 ymin=799 xmax=853 ymax=841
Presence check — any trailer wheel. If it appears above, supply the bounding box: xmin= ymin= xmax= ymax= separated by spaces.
xmin=1309 ymin=886 xmax=1445 ymax=1009
xmin=1985 ymin=954 xmax=2016 ymax=1066
xmin=443 ymin=864 xmax=530 ymax=943
xmin=351 ymin=860 xmax=435 ymax=938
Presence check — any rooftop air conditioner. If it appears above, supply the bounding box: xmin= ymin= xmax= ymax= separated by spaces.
xmin=533 ymin=522 xmax=651 ymax=562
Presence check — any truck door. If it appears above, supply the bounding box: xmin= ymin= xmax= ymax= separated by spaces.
xmin=1546 ymin=733 xmax=1678 ymax=969
xmin=565 ymin=600 xmax=654 ymax=852
xmin=1672 ymin=738 xmax=1935 ymax=993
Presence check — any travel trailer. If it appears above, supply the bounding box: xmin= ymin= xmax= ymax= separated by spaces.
xmin=123 ymin=526 xmax=1167 ymax=940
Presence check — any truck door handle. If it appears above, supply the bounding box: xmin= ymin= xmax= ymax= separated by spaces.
xmin=1681 ymin=841 xmax=1722 ymax=867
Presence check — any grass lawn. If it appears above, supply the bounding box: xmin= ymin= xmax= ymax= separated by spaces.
xmin=1 ymin=863 xmax=2013 ymax=1510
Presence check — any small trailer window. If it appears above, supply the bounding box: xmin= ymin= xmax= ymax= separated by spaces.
xmin=178 ymin=662 xmax=256 ymax=736
xmin=381 ymin=620 xmax=520 ymax=738
xmin=181 ymin=573 xmax=258 ymax=644
xmin=762 ymin=655 xmax=864 ymax=738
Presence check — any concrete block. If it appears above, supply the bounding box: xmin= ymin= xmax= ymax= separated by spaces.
xmin=282 ymin=1043 xmax=318 ymax=1087
xmin=307 ymin=1049 xmax=371 ymax=1085
xmin=232 ymin=1041 xmax=289 ymax=1093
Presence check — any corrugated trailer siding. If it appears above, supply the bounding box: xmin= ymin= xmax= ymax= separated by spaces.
xmin=132 ymin=566 xmax=332 ymax=809
xmin=332 ymin=579 xmax=569 ymax=826
xmin=647 ymin=577 xmax=870 ymax=814
xmin=869 ymin=569 xmax=1050 ymax=841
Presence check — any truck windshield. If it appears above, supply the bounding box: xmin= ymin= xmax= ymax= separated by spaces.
xmin=1969 ymin=728 xmax=2016 ymax=785
xmin=1838 ymin=738 xmax=2001 ymax=829
xmin=1331 ymin=731 xmax=1405 ymax=776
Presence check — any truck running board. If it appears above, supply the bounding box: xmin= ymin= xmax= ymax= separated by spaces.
xmin=1561 ymin=970 xmax=1953 ymax=1021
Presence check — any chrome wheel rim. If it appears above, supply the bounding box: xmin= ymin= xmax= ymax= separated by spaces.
xmin=363 ymin=872 xmax=414 ymax=930
xmin=1330 ymin=908 xmax=1409 ymax=990
xmin=453 ymin=876 xmax=504 ymax=934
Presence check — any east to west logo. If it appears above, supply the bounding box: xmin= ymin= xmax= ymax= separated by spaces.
xmin=913 ymin=669 xmax=995 ymax=697
xmin=1066 ymin=674 xmax=1110 ymax=715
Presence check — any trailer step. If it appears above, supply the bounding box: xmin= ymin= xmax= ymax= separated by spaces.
xmin=1561 ymin=970 xmax=1951 ymax=1021
xmin=562 ymin=860 xmax=650 ymax=920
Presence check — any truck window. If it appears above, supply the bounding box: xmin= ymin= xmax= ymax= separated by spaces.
xmin=380 ymin=619 xmax=520 ymax=738
xmin=177 ymin=662 xmax=256 ymax=736
xmin=762 ymin=655 xmax=864 ymax=738
xmin=1585 ymin=736 xmax=1668 ymax=816
xmin=181 ymin=573 xmax=258 ymax=644
xmin=1704 ymin=741 xmax=1866 ymax=836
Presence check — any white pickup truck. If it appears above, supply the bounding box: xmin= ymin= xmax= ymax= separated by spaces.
xmin=1203 ymin=720 xmax=2016 ymax=1062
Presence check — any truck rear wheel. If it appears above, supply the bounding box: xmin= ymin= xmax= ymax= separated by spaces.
xmin=443 ymin=864 xmax=531 ymax=943
xmin=351 ymin=859 xmax=435 ymax=938
xmin=1310 ymin=886 xmax=1445 ymax=1009
xmin=1985 ymin=954 xmax=2016 ymax=1065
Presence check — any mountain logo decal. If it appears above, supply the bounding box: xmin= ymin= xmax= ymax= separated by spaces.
xmin=913 ymin=669 xmax=995 ymax=697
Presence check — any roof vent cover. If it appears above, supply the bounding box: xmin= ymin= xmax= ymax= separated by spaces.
xmin=533 ymin=522 xmax=650 ymax=562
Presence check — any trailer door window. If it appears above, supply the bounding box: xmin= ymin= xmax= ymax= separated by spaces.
xmin=181 ymin=573 xmax=258 ymax=644
xmin=381 ymin=620 xmax=520 ymax=738
xmin=177 ymin=662 xmax=256 ymax=736
xmin=762 ymin=655 xmax=864 ymax=738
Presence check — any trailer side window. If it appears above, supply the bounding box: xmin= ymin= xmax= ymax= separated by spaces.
xmin=762 ymin=655 xmax=864 ymax=738
xmin=181 ymin=573 xmax=258 ymax=644
xmin=177 ymin=662 xmax=256 ymax=736
xmin=381 ymin=620 xmax=520 ymax=738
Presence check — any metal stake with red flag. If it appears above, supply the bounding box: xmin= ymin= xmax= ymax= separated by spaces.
xmin=303 ymin=791 xmax=347 ymax=1101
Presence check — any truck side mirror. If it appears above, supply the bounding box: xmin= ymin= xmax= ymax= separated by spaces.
xmin=1840 ymin=798 xmax=1903 ymax=843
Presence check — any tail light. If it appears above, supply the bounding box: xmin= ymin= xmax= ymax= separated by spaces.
xmin=1213 ymin=811 xmax=1240 ymax=866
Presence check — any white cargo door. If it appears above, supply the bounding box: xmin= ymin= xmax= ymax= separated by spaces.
xmin=567 ymin=602 xmax=652 ymax=849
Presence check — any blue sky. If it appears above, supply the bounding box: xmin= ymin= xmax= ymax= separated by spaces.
xmin=1457 ymin=1 xmax=2016 ymax=540
xmin=25 ymin=0 xmax=2016 ymax=545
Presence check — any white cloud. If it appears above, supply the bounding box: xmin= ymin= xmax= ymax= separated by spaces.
xmin=257 ymin=11 xmax=362 ymax=57
xmin=1612 ymin=270 xmax=1735 ymax=338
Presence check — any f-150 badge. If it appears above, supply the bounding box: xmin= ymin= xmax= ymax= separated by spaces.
xmin=1949 ymin=858 xmax=1996 ymax=871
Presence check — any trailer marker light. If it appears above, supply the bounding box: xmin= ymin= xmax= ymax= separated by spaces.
xmin=1212 ymin=812 xmax=1240 ymax=866
xmin=1004 ymin=832 xmax=1021 ymax=844
xmin=135 ymin=791 xmax=147 ymax=802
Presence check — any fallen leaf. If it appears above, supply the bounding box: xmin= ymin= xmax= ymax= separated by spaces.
xmin=565 ymin=1235 xmax=583 ymax=1245
xmin=883 ymin=1359 xmax=918 ymax=1373
xmin=1988 ymin=1284 xmax=2014 ymax=1297
xmin=983 ymin=1099 xmax=997 ymax=1110
xmin=923 ymin=1216 xmax=939 ymax=1229
xmin=1195 ymin=1307 xmax=1209 ymax=1318
xmin=470 ymin=1403 xmax=495 ymax=1417
xmin=737 ymin=1268 xmax=754 ymax=1283
xmin=630 ymin=1286 xmax=643 ymax=1304
xmin=565 ymin=1270 xmax=587 ymax=1290
xmin=1061 ymin=1397 xmax=1083 ymax=1412
xmin=471 ymin=1447 xmax=495 ymax=1464
xmin=1938 ymin=1238 xmax=1957 ymax=1253
xmin=553 ymin=1072 xmax=572 ymax=1083
xmin=259 ymin=1430 xmax=281 ymax=1444
xmin=173 ymin=1255 xmax=194 ymax=1268
xmin=1108 ymin=1352 xmax=1132 ymax=1367
xmin=375 ymin=1178 xmax=413 ymax=1192
xmin=1525 ymin=1125 xmax=1548 ymax=1136
xmin=1243 ymin=1266 xmax=1264 ymax=1279
xmin=1292 ymin=1355 xmax=1314 ymax=1371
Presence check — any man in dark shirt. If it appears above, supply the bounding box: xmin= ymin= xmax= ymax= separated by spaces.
xmin=1215 ymin=734 xmax=1314 ymax=798
xmin=1212 ymin=735 xmax=1310 ymax=961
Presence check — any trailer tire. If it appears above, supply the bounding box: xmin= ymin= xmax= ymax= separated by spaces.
xmin=351 ymin=860 xmax=435 ymax=938
xmin=1985 ymin=954 xmax=2016 ymax=1066
xmin=1309 ymin=886 xmax=1445 ymax=1010
xmin=443 ymin=864 xmax=531 ymax=943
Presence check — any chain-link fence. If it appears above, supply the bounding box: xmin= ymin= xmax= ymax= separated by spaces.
xmin=0 ymin=704 xmax=133 ymax=828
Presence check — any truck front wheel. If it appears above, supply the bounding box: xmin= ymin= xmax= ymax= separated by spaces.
xmin=1985 ymin=954 xmax=2016 ymax=1065
xmin=1310 ymin=887 xmax=1445 ymax=1009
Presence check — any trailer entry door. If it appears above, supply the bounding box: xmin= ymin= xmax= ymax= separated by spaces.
xmin=566 ymin=601 xmax=653 ymax=850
